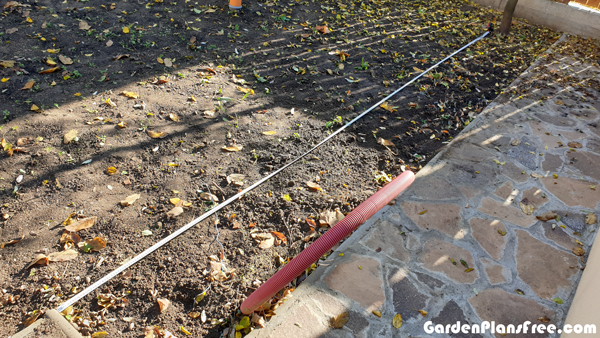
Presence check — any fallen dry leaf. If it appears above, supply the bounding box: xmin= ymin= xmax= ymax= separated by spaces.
xmin=121 ymin=194 xmax=141 ymax=207
xmin=39 ymin=67 xmax=59 ymax=74
xmin=30 ymin=104 xmax=40 ymax=112
xmin=536 ymin=211 xmax=558 ymax=221
xmin=63 ymin=130 xmax=78 ymax=144
xmin=65 ymin=216 xmax=97 ymax=232
xmin=380 ymin=102 xmax=398 ymax=112
xmin=519 ymin=200 xmax=534 ymax=215
xmin=262 ymin=131 xmax=276 ymax=135
xmin=0 ymin=60 xmax=16 ymax=68
xmin=511 ymin=139 xmax=521 ymax=146
xmin=530 ymin=172 xmax=543 ymax=179
xmin=121 ymin=91 xmax=138 ymax=99
xmin=0 ymin=235 xmax=24 ymax=249
xmin=227 ymin=174 xmax=245 ymax=186
xmin=539 ymin=316 xmax=551 ymax=323
xmin=271 ymin=231 xmax=287 ymax=244
xmin=169 ymin=113 xmax=179 ymax=122
xmin=222 ymin=145 xmax=243 ymax=152
xmin=117 ymin=121 xmax=127 ymax=129
xmin=200 ymin=192 xmax=219 ymax=202
xmin=585 ymin=213 xmax=597 ymax=225
xmin=316 ymin=25 xmax=330 ymax=34
xmin=166 ymin=207 xmax=184 ymax=219
xmin=164 ymin=58 xmax=173 ymax=67
xmin=251 ymin=313 xmax=266 ymax=328
xmin=27 ymin=254 xmax=49 ymax=268
xmin=157 ymin=298 xmax=170 ymax=313
xmin=392 ymin=313 xmax=403 ymax=329
xmin=237 ymin=86 xmax=255 ymax=95
xmin=81 ymin=237 xmax=107 ymax=252
xmin=572 ymin=247 xmax=585 ymax=256
xmin=47 ymin=249 xmax=79 ymax=262
xmin=147 ymin=130 xmax=167 ymax=139
xmin=306 ymin=181 xmax=322 ymax=191
xmin=21 ymin=81 xmax=35 ymax=90
xmin=377 ymin=137 xmax=395 ymax=147
xmin=330 ymin=312 xmax=349 ymax=329
xmin=23 ymin=310 xmax=42 ymax=327
xmin=319 ymin=210 xmax=345 ymax=227
xmin=417 ymin=309 xmax=428 ymax=316
xmin=58 ymin=55 xmax=73 ymax=65
xmin=106 ymin=40 xmax=113 ymax=47
xmin=79 ymin=21 xmax=91 ymax=30
xmin=568 ymin=142 xmax=582 ymax=149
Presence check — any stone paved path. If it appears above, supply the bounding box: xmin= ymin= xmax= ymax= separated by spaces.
xmin=246 ymin=34 xmax=600 ymax=338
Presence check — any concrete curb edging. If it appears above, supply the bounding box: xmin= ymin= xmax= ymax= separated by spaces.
xmin=11 ymin=310 xmax=83 ymax=338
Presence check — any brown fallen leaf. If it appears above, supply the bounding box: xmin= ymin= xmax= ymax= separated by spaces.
xmin=164 ymin=58 xmax=173 ymax=67
xmin=23 ymin=310 xmax=42 ymax=327
xmin=27 ymin=254 xmax=49 ymax=268
xmin=39 ymin=67 xmax=60 ymax=74
xmin=113 ymin=54 xmax=130 ymax=60
xmin=319 ymin=210 xmax=345 ymax=227
xmin=169 ymin=113 xmax=179 ymax=122
xmin=0 ymin=235 xmax=24 ymax=249
xmin=417 ymin=309 xmax=428 ymax=316
xmin=79 ymin=21 xmax=91 ymax=30
xmin=147 ymin=130 xmax=167 ymax=139
xmin=585 ymin=213 xmax=597 ymax=225
xmin=16 ymin=138 xmax=31 ymax=147
xmin=58 ymin=55 xmax=73 ymax=65
xmin=392 ymin=313 xmax=403 ymax=329
xmin=106 ymin=40 xmax=113 ymax=47
xmin=222 ymin=145 xmax=243 ymax=152
xmin=572 ymin=247 xmax=585 ymax=256
xmin=316 ymin=25 xmax=330 ymax=34
xmin=330 ymin=312 xmax=349 ymax=329
xmin=5 ymin=28 xmax=18 ymax=34
xmin=251 ymin=313 xmax=266 ymax=328
xmin=121 ymin=194 xmax=141 ymax=207
xmin=0 ymin=60 xmax=16 ymax=68
xmin=539 ymin=316 xmax=551 ymax=323
xmin=271 ymin=231 xmax=287 ymax=244
xmin=568 ymin=142 xmax=582 ymax=149
xmin=47 ymin=249 xmax=79 ymax=262
xmin=143 ymin=326 xmax=155 ymax=338
xmin=166 ymin=207 xmax=184 ymax=218
xmin=200 ymin=192 xmax=219 ymax=202
xmin=536 ymin=211 xmax=558 ymax=222
xmin=81 ymin=237 xmax=107 ymax=252
xmin=377 ymin=137 xmax=395 ymax=147
xmin=157 ymin=298 xmax=170 ymax=313
xmin=306 ymin=181 xmax=322 ymax=191
xmin=21 ymin=81 xmax=35 ymax=90
xmin=121 ymin=91 xmax=138 ymax=99
xmin=63 ymin=129 xmax=78 ymax=144
xmin=226 ymin=174 xmax=245 ymax=186
xmin=65 ymin=216 xmax=97 ymax=232
xmin=259 ymin=237 xmax=274 ymax=249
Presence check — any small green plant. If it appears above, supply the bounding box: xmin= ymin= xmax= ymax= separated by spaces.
xmin=355 ymin=58 xmax=369 ymax=70
xmin=72 ymin=70 xmax=82 ymax=78
xmin=2 ymin=110 xmax=9 ymax=121
xmin=325 ymin=116 xmax=342 ymax=129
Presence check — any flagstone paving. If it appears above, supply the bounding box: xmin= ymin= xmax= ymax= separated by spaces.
xmin=247 ymin=34 xmax=600 ymax=338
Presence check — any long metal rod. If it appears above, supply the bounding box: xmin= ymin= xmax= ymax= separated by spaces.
xmin=57 ymin=30 xmax=489 ymax=313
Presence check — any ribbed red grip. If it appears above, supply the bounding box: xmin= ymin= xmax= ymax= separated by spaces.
xmin=240 ymin=171 xmax=415 ymax=314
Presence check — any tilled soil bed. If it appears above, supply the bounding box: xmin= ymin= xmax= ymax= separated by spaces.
xmin=0 ymin=0 xmax=565 ymax=336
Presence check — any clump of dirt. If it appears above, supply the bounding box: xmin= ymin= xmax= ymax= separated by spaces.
xmin=0 ymin=0 xmax=566 ymax=336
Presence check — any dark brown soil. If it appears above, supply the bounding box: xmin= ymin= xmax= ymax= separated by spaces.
xmin=0 ymin=0 xmax=563 ymax=336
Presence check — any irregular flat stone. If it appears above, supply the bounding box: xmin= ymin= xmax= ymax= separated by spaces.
xmin=363 ymin=221 xmax=410 ymax=262
xmin=420 ymin=238 xmax=478 ymax=284
xmin=493 ymin=181 xmax=515 ymax=201
xmin=535 ymin=113 xmax=577 ymax=127
xmin=567 ymin=151 xmax=600 ymax=181
xmin=430 ymin=301 xmax=482 ymax=338
xmin=480 ymin=258 xmax=508 ymax=284
xmin=556 ymin=211 xmax=588 ymax=232
xmin=269 ymin=304 xmax=329 ymax=337
xmin=345 ymin=311 xmax=369 ymax=338
xmin=401 ymin=201 xmax=464 ymax=238
xmin=516 ymin=230 xmax=579 ymax=299
xmin=324 ymin=256 xmax=385 ymax=312
xmin=501 ymin=162 xmax=529 ymax=183
xmin=458 ymin=186 xmax=483 ymax=200
xmin=530 ymin=122 xmax=567 ymax=147
xmin=586 ymin=138 xmax=600 ymax=154
xmin=468 ymin=289 xmax=555 ymax=338
xmin=389 ymin=268 xmax=430 ymax=320
xmin=572 ymin=108 xmax=599 ymax=121
xmin=521 ymin=187 xmax=548 ymax=208
xmin=469 ymin=218 xmax=508 ymax=260
xmin=541 ymin=177 xmax=600 ymax=209
xmin=507 ymin=137 xmax=539 ymax=170
xmin=444 ymin=142 xmax=494 ymax=163
xmin=542 ymin=223 xmax=576 ymax=250
xmin=411 ymin=176 xmax=462 ymax=200
xmin=542 ymin=153 xmax=563 ymax=172
xmin=442 ymin=163 xmax=501 ymax=189
xmin=406 ymin=233 xmax=421 ymax=251
xmin=414 ymin=271 xmax=444 ymax=290
xmin=478 ymin=198 xmax=537 ymax=227
xmin=309 ymin=291 xmax=346 ymax=316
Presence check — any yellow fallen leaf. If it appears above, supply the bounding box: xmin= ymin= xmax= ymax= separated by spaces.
xmin=170 ymin=198 xmax=181 ymax=205
xmin=123 ymin=27 xmax=129 ymax=33
xmin=380 ymin=102 xmax=398 ymax=113
xmin=417 ymin=309 xmax=428 ymax=316
xmin=180 ymin=326 xmax=192 ymax=335
xmin=418 ymin=210 xmax=428 ymax=215
xmin=393 ymin=314 xmax=403 ymax=329
xmin=39 ymin=67 xmax=60 ymax=74
xmin=107 ymin=167 xmax=117 ymax=175
xmin=262 ymin=131 xmax=276 ymax=135
xmin=372 ymin=310 xmax=382 ymax=318
xmin=148 ymin=130 xmax=167 ymax=138
xmin=22 ymin=81 xmax=35 ymax=90
xmin=26 ymin=17 xmax=33 ymax=23
xmin=330 ymin=312 xmax=348 ymax=328
xmin=169 ymin=113 xmax=179 ymax=122
xmin=157 ymin=57 xmax=164 ymax=64
xmin=117 ymin=121 xmax=127 ymax=128
xmin=237 ymin=86 xmax=255 ymax=95
xmin=91 ymin=331 xmax=108 ymax=338
xmin=47 ymin=49 xmax=60 ymax=54
xmin=1 ymin=78 xmax=9 ymax=83
xmin=30 ymin=104 xmax=40 ymax=111
xmin=121 ymin=91 xmax=138 ymax=99
xmin=222 ymin=145 xmax=243 ymax=152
